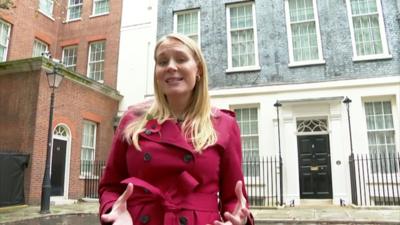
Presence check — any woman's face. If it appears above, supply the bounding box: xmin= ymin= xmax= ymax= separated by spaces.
xmin=155 ymin=38 xmax=199 ymax=103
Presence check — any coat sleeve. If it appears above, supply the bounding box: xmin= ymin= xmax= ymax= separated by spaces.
xmin=98 ymin=111 xmax=134 ymax=221
xmin=218 ymin=112 xmax=254 ymax=225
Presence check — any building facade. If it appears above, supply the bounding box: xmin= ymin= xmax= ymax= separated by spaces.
xmin=156 ymin=0 xmax=400 ymax=206
xmin=116 ymin=0 xmax=157 ymax=115
xmin=0 ymin=0 xmax=122 ymax=205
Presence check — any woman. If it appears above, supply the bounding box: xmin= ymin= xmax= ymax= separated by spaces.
xmin=99 ymin=33 xmax=254 ymax=225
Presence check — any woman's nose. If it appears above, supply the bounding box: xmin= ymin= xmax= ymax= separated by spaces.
xmin=166 ymin=59 xmax=177 ymax=71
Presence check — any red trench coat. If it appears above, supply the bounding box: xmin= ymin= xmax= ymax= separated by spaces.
xmin=99 ymin=105 xmax=254 ymax=225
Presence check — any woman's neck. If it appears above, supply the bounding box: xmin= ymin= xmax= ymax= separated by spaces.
xmin=167 ymin=97 xmax=190 ymax=120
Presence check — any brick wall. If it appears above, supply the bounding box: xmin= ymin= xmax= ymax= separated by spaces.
xmin=0 ymin=58 xmax=120 ymax=204
xmin=0 ymin=0 xmax=122 ymax=88
xmin=0 ymin=0 xmax=122 ymax=204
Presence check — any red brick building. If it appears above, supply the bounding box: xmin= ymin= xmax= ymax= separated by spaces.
xmin=0 ymin=0 xmax=122 ymax=205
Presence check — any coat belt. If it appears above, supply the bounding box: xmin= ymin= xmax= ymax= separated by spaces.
xmin=121 ymin=176 xmax=219 ymax=216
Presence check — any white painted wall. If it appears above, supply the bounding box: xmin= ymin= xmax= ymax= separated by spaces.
xmin=117 ymin=0 xmax=158 ymax=114
xmin=210 ymin=76 xmax=400 ymax=206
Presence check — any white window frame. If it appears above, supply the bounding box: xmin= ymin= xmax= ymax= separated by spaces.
xmin=226 ymin=2 xmax=260 ymax=73
xmin=80 ymin=120 xmax=97 ymax=177
xmin=91 ymin=0 xmax=110 ymax=17
xmin=284 ymin=0 xmax=325 ymax=67
xmin=362 ymin=96 xmax=398 ymax=174
xmin=38 ymin=0 xmax=54 ymax=19
xmin=32 ymin=39 xmax=49 ymax=57
xmin=345 ymin=0 xmax=391 ymax=61
xmin=87 ymin=41 xmax=105 ymax=82
xmin=62 ymin=45 xmax=78 ymax=71
xmin=173 ymin=9 xmax=200 ymax=44
xmin=67 ymin=0 xmax=83 ymax=21
xmin=231 ymin=106 xmax=260 ymax=177
xmin=0 ymin=19 xmax=11 ymax=62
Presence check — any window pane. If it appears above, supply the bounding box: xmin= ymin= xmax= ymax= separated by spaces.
xmin=81 ymin=121 xmax=96 ymax=175
xmin=234 ymin=107 xmax=259 ymax=160
xmin=0 ymin=20 xmax=10 ymax=62
xmin=62 ymin=46 xmax=77 ymax=71
xmin=176 ymin=10 xmax=199 ymax=42
xmin=39 ymin=0 xmax=54 ymax=16
xmin=229 ymin=4 xmax=256 ymax=68
xmin=288 ymin=0 xmax=319 ymax=63
xmin=32 ymin=39 xmax=48 ymax=57
xmin=88 ymin=41 xmax=105 ymax=81
xmin=351 ymin=0 xmax=383 ymax=56
xmin=351 ymin=0 xmax=377 ymax=15
xmin=68 ymin=0 xmax=83 ymax=20
xmin=365 ymin=100 xmax=397 ymax=173
xmin=94 ymin=0 xmax=109 ymax=15
xmin=231 ymin=29 xmax=255 ymax=67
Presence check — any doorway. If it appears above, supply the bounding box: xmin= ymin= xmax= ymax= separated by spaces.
xmin=51 ymin=138 xmax=67 ymax=196
xmin=297 ymin=135 xmax=332 ymax=199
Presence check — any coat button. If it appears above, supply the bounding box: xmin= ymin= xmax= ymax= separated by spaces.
xmin=183 ymin=154 xmax=193 ymax=163
xmin=140 ymin=215 xmax=150 ymax=224
xmin=144 ymin=152 xmax=152 ymax=161
xmin=143 ymin=188 xmax=150 ymax=194
xmin=144 ymin=129 xmax=152 ymax=135
xmin=151 ymin=124 xmax=157 ymax=129
xmin=179 ymin=216 xmax=188 ymax=225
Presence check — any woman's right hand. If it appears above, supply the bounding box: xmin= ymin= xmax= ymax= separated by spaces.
xmin=101 ymin=183 xmax=134 ymax=225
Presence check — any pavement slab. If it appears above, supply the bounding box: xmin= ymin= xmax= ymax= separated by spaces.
xmin=0 ymin=202 xmax=399 ymax=225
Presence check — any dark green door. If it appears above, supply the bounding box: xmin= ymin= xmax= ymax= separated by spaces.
xmin=297 ymin=135 xmax=332 ymax=199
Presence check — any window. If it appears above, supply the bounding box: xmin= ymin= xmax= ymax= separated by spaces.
xmin=284 ymin=0 xmax=324 ymax=66
xmin=174 ymin=9 xmax=200 ymax=42
xmin=38 ymin=0 xmax=54 ymax=17
xmin=32 ymin=39 xmax=48 ymax=57
xmin=81 ymin=121 xmax=96 ymax=176
xmin=234 ymin=107 xmax=260 ymax=176
xmin=346 ymin=0 xmax=391 ymax=60
xmin=226 ymin=3 xmax=259 ymax=71
xmin=87 ymin=41 xmax=105 ymax=82
xmin=0 ymin=19 xmax=11 ymax=62
xmin=364 ymin=101 xmax=397 ymax=173
xmin=92 ymin=0 xmax=109 ymax=16
xmin=62 ymin=46 xmax=77 ymax=71
xmin=67 ymin=0 xmax=83 ymax=20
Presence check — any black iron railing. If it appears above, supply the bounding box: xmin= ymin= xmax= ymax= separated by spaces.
xmin=243 ymin=156 xmax=281 ymax=207
xmin=81 ymin=160 xmax=106 ymax=199
xmin=82 ymin=157 xmax=281 ymax=206
xmin=352 ymin=153 xmax=400 ymax=206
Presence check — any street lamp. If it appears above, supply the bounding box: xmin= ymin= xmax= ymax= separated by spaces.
xmin=273 ymin=100 xmax=283 ymax=206
xmin=40 ymin=63 xmax=64 ymax=213
xmin=343 ymin=96 xmax=357 ymax=205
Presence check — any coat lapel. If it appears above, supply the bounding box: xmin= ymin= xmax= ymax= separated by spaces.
xmin=139 ymin=119 xmax=195 ymax=153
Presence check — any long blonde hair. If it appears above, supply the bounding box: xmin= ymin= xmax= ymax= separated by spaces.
xmin=124 ymin=33 xmax=217 ymax=152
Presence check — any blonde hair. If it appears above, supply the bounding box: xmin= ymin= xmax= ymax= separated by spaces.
xmin=124 ymin=33 xmax=217 ymax=152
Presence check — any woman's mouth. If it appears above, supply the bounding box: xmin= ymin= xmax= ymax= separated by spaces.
xmin=165 ymin=77 xmax=183 ymax=83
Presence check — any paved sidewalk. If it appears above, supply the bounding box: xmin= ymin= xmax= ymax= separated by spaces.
xmin=251 ymin=206 xmax=400 ymax=224
xmin=0 ymin=202 xmax=399 ymax=224
xmin=0 ymin=201 xmax=98 ymax=224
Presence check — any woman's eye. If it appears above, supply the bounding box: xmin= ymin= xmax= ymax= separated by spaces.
xmin=176 ymin=58 xmax=187 ymax=63
xmin=157 ymin=60 xmax=168 ymax=66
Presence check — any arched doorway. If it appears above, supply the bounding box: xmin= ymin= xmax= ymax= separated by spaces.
xmin=51 ymin=124 xmax=71 ymax=198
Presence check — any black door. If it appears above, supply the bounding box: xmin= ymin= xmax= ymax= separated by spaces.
xmin=297 ymin=135 xmax=332 ymax=199
xmin=51 ymin=139 xmax=67 ymax=196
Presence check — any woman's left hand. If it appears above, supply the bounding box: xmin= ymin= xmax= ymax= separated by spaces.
xmin=211 ymin=181 xmax=250 ymax=225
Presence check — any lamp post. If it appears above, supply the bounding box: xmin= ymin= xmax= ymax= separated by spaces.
xmin=40 ymin=63 xmax=64 ymax=214
xmin=343 ymin=96 xmax=357 ymax=205
xmin=274 ymin=100 xmax=283 ymax=206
